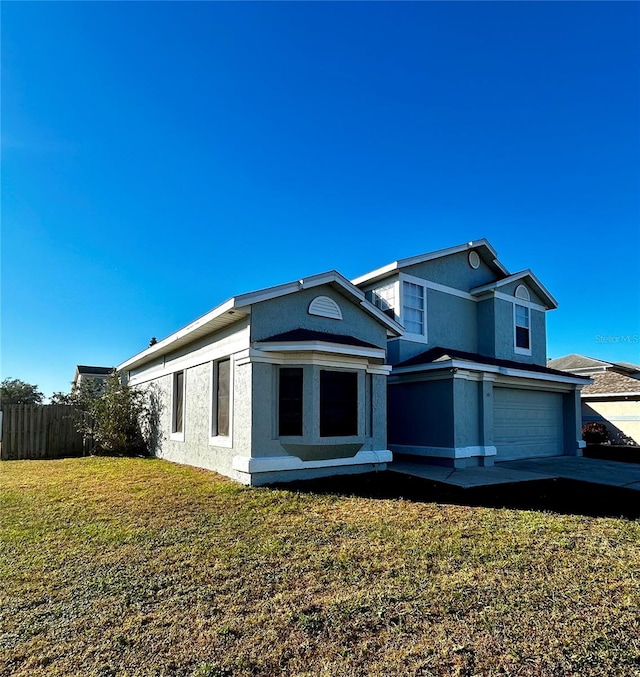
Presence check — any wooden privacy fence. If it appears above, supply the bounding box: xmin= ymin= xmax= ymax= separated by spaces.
xmin=0 ymin=404 xmax=93 ymax=460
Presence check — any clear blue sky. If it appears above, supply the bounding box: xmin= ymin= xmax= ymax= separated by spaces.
xmin=2 ymin=2 xmax=639 ymax=399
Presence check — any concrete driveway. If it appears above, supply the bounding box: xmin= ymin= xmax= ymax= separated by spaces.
xmin=390 ymin=456 xmax=640 ymax=490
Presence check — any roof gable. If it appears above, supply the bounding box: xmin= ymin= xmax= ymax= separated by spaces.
xmin=118 ymin=270 xmax=402 ymax=372
xmin=470 ymin=270 xmax=558 ymax=310
xmin=351 ymin=239 xmax=509 ymax=287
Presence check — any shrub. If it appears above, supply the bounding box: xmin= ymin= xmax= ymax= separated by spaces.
xmin=582 ymin=421 xmax=609 ymax=444
xmin=69 ymin=372 xmax=157 ymax=456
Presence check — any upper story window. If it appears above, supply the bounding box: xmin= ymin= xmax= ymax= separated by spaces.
xmin=402 ymin=281 xmax=426 ymax=337
xmin=514 ymin=304 xmax=531 ymax=354
xmin=368 ymin=282 xmax=397 ymax=319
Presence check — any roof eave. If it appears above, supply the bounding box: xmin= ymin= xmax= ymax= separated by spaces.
xmin=352 ymin=239 xmax=508 ymax=287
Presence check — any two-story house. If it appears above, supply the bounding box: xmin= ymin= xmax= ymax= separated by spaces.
xmin=116 ymin=240 xmax=588 ymax=485
xmin=353 ymin=240 xmax=588 ymax=468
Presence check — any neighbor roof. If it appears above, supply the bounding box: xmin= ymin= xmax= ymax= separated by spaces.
xmin=582 ymin=371 xmax=640 ymax=397
xmin=351 ymin=239 xmax=509 ymax=287
xmin=547 ymin=354 xmax=613 ymax=371
xmin=76 ymin=366 xmax=113 ymax=375
xmin=118 ymin=270 xmax=403 ymax=373
xmin=547 ymin=354 xmax=640 ymax=375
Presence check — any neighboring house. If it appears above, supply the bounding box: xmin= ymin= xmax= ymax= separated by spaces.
xmin=353 ymin=240 xmax=589 ymax=468
xmin=73 ymin=365 xmax=113 ymax=390
xmin=547 ymin=354 xmax=640 ymax=445
xmin=117 ymin=272 xmax=402 ymax=486
xmin=116 ymin=239 xmax=589 ymax=485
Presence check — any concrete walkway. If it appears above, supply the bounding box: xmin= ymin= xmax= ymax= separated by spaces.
xmin=390 ymin=456 xmax=640 ymax=490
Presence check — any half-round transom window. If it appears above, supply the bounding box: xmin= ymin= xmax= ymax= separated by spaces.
xmin=468 ymin=251 xmax=480 ymax=269
xmin=308 ymin=296 xmax=343 ymax=320
xmin=515 ymin=284 xmax=531 ymax=301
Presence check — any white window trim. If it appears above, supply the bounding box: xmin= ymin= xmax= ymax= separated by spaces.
xmin=513 ymin=303 xmax=532 ymax=356
xmin=399 ymin=273 xmax=428 ymax=343
xmin=170 ymin=370 xmax=186 ymax=442
xmin=210 ymin=357 xmax=233 ymax=448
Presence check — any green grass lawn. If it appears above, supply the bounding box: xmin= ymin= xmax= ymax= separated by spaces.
xmin=1 ymin=458 xmax=639 ymax=677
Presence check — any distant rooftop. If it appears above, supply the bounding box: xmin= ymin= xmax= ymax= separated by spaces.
xmin=76 ymin=366 xmax=113 ymax=375
xmin=582 ymin=371 xmax=640 ymax=397
xmin=547 ymin=354 xmax=640 ymax=375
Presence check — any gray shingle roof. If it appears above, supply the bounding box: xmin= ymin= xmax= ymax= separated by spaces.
xmin=582 ymin=371 xmax=640 ymax=396
xmin=547 ymin=354 xmax=611 ymax=371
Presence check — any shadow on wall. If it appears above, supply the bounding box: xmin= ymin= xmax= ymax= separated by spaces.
xmin=582 ymin=402 xmax=639 ymax=446
xmin=275 ymin=471 xmax=640 ymax=520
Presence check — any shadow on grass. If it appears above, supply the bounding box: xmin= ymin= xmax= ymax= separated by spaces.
xmin=277 ymin=471 xmax=640 ymax=520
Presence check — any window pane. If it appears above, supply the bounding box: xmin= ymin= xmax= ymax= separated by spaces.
xmin=516 ymin=326 xmax=530 ymax=349
xmin=371 ymin=282 xmax=396 ymax=317
xmin=279 ymin=368 xmax=303 ymax=436
xmin=516 ymin=305 xmax=529 ymax=328
xmin=515 ymin=305 xmax=530 ymax=349
xmin=320 ymin=370 xmax=358 ymax=437
xmin=402 ymin=281 xmax=424 ymax=334
xmin=173 ymin=371 xmax=184 ymax=433
xmin=216 ymin=360 xmax=230 ymax=437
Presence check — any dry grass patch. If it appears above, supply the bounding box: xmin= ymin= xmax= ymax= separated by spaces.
xmin=1 ymin=457 xmax=639 ymax=676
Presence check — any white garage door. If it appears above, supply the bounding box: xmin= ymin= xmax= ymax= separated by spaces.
xmin=494 ymin=388 xmax=564 ymax=460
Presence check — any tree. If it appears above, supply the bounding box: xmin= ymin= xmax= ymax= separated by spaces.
xmin=0 ymin=378 xmax=44 ymax=406
xmin=70 ymin=372 xmax=154 ymax=456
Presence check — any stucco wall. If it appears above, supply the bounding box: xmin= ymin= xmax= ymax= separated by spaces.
xmin=493 ymin=298 xmax=546 ymax=365
xmin=250 ymin=285 xmax=387 ymax=348
xmin=476 ymin=299 xmax=496 ymax=358
xmin=402 ymin=250 xmax=497 ymax=291
xmin=426 ymin=289 xmax=477 ymax=353
xmin=453 ymin=377 xmax=480 ymax=448
xmin=140 ymin=355 xmax=251 ymax=483
xmin=498 ymin=280 xmax=547 ymax=308
xmin=388 ymin=378 xmax=454 ymax=447
xmin=583 ymin=399 xmax=640 ymax=445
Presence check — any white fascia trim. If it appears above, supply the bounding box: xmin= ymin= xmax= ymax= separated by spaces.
xmin=400 ymin=271 xmax=476 ymax=302
xmin=127 ymin=329 xmax=250 ymax=387
xmin=232 ymin=449 xmax=393 ymax=474
xmin=390 ymin=445 xmax=497 ymax=459
xmin=392 ymin=359 xmax=590 ymax=385
xmin=119 ymin=270 xmax=400 ymax=372
xmin=237 ymin=348 xmax=388 ymax=372
xmin=255 ymin=341 xmax=386 ymax=360
xmin=582 ymin=392 xmax=640 ymax=399
xmin=359 ymin=300 xmax=404 ymax=336
xmin=118 ymin=299 xmax=243 ymax=372
xmin=352 ymin=239 xmax=503 ymax=286
xmin=471 ymin=270 xmax=558 ymax=310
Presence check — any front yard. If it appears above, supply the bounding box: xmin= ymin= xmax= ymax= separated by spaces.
xmin=1 ymin=457 xmax=639 ymax=676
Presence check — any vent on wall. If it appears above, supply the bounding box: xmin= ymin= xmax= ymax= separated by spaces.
xmin=308 ymin=296 xmax=343 ymax=320
xmin=515 ymin=284 xmax=531 ymax=301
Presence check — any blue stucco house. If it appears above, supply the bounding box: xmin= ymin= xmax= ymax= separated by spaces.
xmin=117 ymin=240 xmax=588 ymax=485
xmin=354 ymin=240 xmax=588 ymax=468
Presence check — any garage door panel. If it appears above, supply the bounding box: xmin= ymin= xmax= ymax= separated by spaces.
xmin=494 ymin=388 xmax=563 ymax=460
